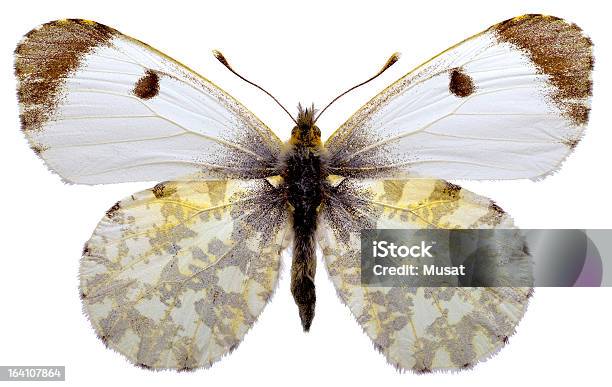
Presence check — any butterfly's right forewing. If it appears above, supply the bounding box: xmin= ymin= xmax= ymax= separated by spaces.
xmin=325 ymin=15 xmax=593 ymax=180
xmin=15 ymin=19 xmax=282 ymax=184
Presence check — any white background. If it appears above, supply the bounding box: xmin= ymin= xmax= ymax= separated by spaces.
xmin=1 ymin=0 xmax=611 ymax=386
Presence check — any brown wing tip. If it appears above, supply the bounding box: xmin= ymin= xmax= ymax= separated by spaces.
xmin=15 ymin=19 xmax=116 ymax=132
xmin=491 ymin=14 xmax=593 ymax=126
xmin=15 ymin=19 xmax=115 ymax=56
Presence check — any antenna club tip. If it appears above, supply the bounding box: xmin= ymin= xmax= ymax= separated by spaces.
xmin=382 ymin=52 xmax=401 ymax=71
xmin=212 ymin=49 xmax=229 ymax=66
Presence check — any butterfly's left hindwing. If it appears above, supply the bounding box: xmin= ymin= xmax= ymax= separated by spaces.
xmin=317 ymin=179 xmax=531 ymax=372
xmin=15 ymin=19 xmax=282 ymax=184
xmin=80 ymin=179 xmax=291 ymax=370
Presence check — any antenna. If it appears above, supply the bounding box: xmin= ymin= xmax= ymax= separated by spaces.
xmin=213 ymin=50 xmax=297 ymax=125
xmin=314 ymin=52 xmax=401 ymax=123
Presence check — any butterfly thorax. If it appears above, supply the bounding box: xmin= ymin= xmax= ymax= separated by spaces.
xmin=281 ymin=105 xmax=327 ymax=331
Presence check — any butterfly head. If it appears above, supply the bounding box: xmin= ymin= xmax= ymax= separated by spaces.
xmin=291 ymin=103 xmax=321 ymax=146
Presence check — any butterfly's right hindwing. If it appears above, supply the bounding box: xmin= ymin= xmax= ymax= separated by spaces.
xmin=15 ymin=19 xmax=282 ymax=184
xmin=80 ymin=179 xmax=291 ymax=370
xmin=317 ymin=178 xmax=531 ymax=372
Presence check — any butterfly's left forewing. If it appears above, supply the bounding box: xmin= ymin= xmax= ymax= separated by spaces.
xmin=80 ymin=179 xmax=291 ymax=370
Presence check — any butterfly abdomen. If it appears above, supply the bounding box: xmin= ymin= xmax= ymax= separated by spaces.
xmin=284 ymin=143 xmax=325 ymax=331
xmin=283 ymin=106 xmax=326 ymax=331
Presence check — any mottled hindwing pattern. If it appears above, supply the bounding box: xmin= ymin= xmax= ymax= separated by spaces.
xmin=318 ymin=179 xmax=532 ymax=372
xmin=80 ymin=179 xmax=291 ymax=370
xmin=14 ymin=19 xmax=282 ymax=184
xmin=324 ymin=14 xmax=593 ymax=181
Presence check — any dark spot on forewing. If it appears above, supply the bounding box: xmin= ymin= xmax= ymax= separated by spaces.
xmin=449 ymin=68 xmax=475 ymax=97
xmin=133 ymin=69 xmax=159 ymax=99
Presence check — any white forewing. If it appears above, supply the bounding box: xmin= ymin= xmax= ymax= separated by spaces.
xmin=15 ymin=20 xmax=281 ymax=184
xmin=325 ymin=15 xmax=592 ymax=180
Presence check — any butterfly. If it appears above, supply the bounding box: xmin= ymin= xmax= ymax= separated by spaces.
xmin=14 ymin=15 xmax=592 ymax=372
